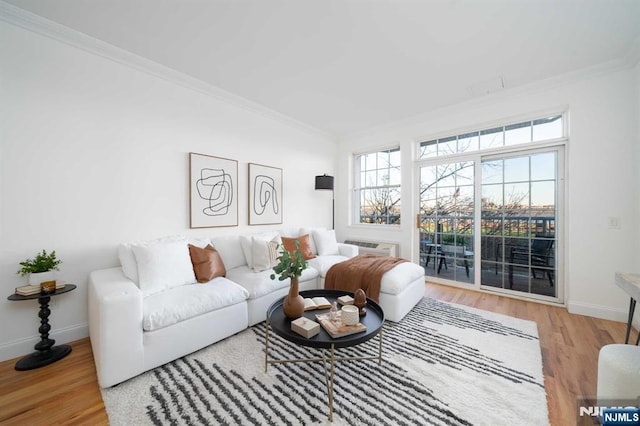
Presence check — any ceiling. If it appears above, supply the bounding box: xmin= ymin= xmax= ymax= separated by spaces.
xmin=5 ymin=0 xmax=640 ymax=137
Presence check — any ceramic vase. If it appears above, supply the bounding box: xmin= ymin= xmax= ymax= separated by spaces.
xmin=29 ymin=270 xmax=55 ymax=286
xmin=282 ymin=277 xmax=305 ymax=319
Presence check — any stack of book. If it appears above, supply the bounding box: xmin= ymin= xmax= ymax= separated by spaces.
xmin=15 ymin=281 xmax=66 ymax=296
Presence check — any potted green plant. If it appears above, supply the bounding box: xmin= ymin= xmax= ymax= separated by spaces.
xmin=270 ymin=241 xmax=308 ymax=319
xmin=17 ymin=249 xmax=62 ymax=285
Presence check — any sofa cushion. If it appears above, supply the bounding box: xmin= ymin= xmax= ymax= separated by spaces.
xmin=117 ymin=235 xmax=184 ymax=284
xmin=306 ymin=255 xmax=350 ymax=278
xmin=142 ymin=277 xmax=249 ymax=331
xmin=312 ymin=229 xmax=340 ymax=256
xmin=281 ymin=234 xmax=316 ymax=260
xmin=211 ymin=235 xmax=246 ymax=270
xmin=240 ymin=231 xmax=279 ymax=269
xmin=251 ymin=238 xmax=279 ymax=272
xmin=187 ymin=237 xmax=213 ymax=248
xmin=379 ymin=261 xmax=425 ymax=295
xmin=300 ymin=227 xmax=325 ymax=254
xmin=188 ymin=244 xmax=226 ymax=282
xmin=133 ymin=240 xmax=196 ymax=296
xmin=279 ymin=227 xmax=302 ymax=238
xmin=226 ymin=265 xmax=319 ymax=300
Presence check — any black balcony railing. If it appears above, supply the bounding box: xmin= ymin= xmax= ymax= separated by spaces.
xmin=418 ymin=214 xmax=557 ymax=297
xmin=418 ymin=214 xmax=556 ymax=262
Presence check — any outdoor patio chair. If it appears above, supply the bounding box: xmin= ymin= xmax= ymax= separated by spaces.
xmin=439 ymin=245 xmax=473 ymax=278
xmin=421 ymin=240 xmax=448 ymax=273
xmin=508 ymin=236 xmax=554 ymax=288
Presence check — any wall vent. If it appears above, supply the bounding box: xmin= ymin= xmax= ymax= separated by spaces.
xmin=344 ymin=240 xmax=398 ymax=257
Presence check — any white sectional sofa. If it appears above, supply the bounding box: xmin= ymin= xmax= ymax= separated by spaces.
xmin=210 ymin=229 xmax=358 ymax=326
xmin=88 ymin=228 xmax=424 ymax=388
xmin=88 ymin=268 xmax=249 ymax=389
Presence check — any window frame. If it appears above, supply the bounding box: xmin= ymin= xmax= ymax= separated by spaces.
xmin=415 ymin=110 xmax=567 ymax=303
xmin=352 ymin=146 xmax=402 ymax=226
xmin=418 ymin=114 xmax=564 ymax=160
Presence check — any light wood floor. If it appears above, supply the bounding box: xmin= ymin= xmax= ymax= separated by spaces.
xmin=0 ymin=282 xmax=633 ymax=425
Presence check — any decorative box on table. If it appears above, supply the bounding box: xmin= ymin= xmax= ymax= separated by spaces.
xmin=291 ymin=317 xmax=320 ymax=338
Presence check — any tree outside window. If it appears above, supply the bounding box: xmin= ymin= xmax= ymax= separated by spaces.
xmin=354 ymin=147 xmax=401 ymax=225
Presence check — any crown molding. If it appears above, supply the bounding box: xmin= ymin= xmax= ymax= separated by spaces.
xmin=342 ymin=54 xmax=637 ymax=142
xmin=0 ymin=1 xmax=333 ymax=140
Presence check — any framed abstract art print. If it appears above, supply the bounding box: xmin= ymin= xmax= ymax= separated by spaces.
xmin=248 ymin=163 xmax=282 ymax=225
xmin=189 ymin=152 xmax=238 ymax=228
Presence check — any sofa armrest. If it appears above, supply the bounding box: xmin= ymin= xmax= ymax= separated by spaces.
xmin=338 ymin=243 xmax=359 ymax=258
xmin=88 ymin=267 xmax=144 ymax=387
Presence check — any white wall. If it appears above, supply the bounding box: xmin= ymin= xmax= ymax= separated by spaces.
xmin=337 ymin=63 xmax=639 ymax=323
xmin=637 ymin=61 xmax=640 ymax=257
xmin=0 ymin=22 xmax=336 ymax=361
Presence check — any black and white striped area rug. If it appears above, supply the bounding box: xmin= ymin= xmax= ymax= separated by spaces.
xmin=101 ymin=298 xmax=549 ymax=425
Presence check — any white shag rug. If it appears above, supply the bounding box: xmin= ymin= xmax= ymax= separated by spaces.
xmin=101 ymin=298 xmax=549 ymax=425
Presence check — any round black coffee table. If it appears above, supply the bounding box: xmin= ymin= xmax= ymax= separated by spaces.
xmin=7 ymin=284 xmax=77 ymax=370
xmin=264 ymin=289 xmax=385 ymax=421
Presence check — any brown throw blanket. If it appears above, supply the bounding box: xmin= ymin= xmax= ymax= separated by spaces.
xmin=324 ymin=254 xmax=407 ymax=302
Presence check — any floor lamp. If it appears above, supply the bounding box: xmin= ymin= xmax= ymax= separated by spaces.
xmin=315 ymin=174 xmax=334 ymax=229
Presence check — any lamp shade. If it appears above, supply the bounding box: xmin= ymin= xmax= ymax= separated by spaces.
xmin=315 ymin=174 xmax=334 ymax=190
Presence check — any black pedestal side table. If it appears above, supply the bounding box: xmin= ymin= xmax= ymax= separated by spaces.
xmin=7 ymin=284 xmax=77 ymax=370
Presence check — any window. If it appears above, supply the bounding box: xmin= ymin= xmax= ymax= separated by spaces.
xmin=417 ymin=112 xmax=565 ymax=302
xmin=353 ymin=147 xmax=401 ymax=225
xmin=419 ymin=115 xmax=562 ymax=159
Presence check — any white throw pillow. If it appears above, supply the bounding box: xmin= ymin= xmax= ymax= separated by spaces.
xmin=251 ymin=238 xmax=280 ymax=272
xmin=278 ymin=227 xmax=301 ymax=238
xmin=240 ymin=231 xmax=279 ymax=269
xmin=187 ymin=237 xmax=211 ymax=248
xmin=210 ymin=235 xmax=246 ymax=270
xmin=312 ymin=229 xmax=340 ymax=256
xmin=118 ymin=243 xmax=140 ymax=283
xmin=132 ymin=240 xmax=196 ymax=297
xmin=118 ymin=235 xmax=184 ymax=284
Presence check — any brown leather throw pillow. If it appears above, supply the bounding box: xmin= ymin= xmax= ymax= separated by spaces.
xmin=281 ymin=234 xmax=316 ymax=260
xmin=188 ymin=244 xmax=226 ymax=283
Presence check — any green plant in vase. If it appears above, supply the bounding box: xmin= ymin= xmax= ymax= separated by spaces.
xmin=17 ymin=249 xmax=62 ymax=286
xmin=270 ymin=241 xmax=308 ymax=319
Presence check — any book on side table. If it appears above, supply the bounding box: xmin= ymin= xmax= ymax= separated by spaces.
xmin=15 ymin=281 xmax=66 ymax=296
xmin=303 ymin=296 xmax=331 ymax=311
xmin=315 ymin=311 xmax=366 ymax=338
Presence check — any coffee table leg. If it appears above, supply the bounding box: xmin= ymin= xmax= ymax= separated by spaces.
xmin=264 ymin=315 xmax=270 ymax=373
xmin=378 ymin=327 xmax=384 ymax=366
xmin=328 ymin=344 xmax=335 ymax=422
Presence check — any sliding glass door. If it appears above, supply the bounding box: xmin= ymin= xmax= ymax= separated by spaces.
xmin=419 ymin=161 xmax=475 ymax=284
xmin=418 ymin=147 xmax=562 ymax=301
xmin=480 ymin=150 xmax=559 ymax=298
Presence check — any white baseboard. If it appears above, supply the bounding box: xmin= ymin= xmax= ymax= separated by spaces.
xmin=568 ymin=301 xmax=640 ymax=330
xmin=0 ymin=323 xmax=88 ymax=363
